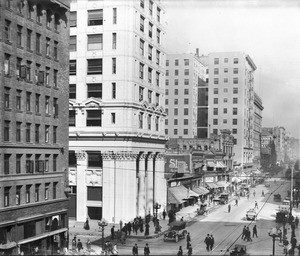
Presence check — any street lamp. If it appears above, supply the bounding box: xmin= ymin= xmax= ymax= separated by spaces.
xmin=268 ymin=227 xmax=280 ymax=256
xmin=98 ymin=219 xmax=108 ymax=253
xmin=154 ymin=203 xmax=161 ymax=218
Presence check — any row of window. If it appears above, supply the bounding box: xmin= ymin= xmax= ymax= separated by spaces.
xmin=213 ymin=108 xmax=238 ymax=115
xmin=140 ymin=16 xmax=161 ymax=44
xmin=165 ymin=129 xmax=189 ymax=135
xmin=3 ymin=154 xmax=58 ymax=175
xmin=70 ymin=58 xmax=116 ymax=76
xmin=214 ymin=57 xmax=239 ymax=65
xmin=166 ymin=59 xmax=190 ymax=67
xmin=4 ymin=182 xmax=58 ymax=207
xmin=4 ymin=54 xmax=59 ymax=87
xmin=165 ymin=98 xmax=189 ymax=105
xmin=70 ymin=33 xmax=116 ymax=51
xmin=4 ymin=89 xmax=58 ymax=116
xmin=70 ymin=9 xmax=114 ymax=27
xmin=165 ymin=77 xmax=190 ymax=85
xmin=5 ymin=0 xmax=61 ymax=32
xmin=213 ymin=88 xmax=239 ymax=94
xmin=212 ymin=118 xmax=238 ymax=125
xmin=4 ymin=20 xmax=59 ymax=60
xmin=138 ymin=86 xmax=160 ymax=104
xmin=138 ymin=113 xmax=160 ymax=131
xmin=139 ymin=62 xmax=161 ymax=86
xmin=213 ymin=68 xmax=239 ymax=75
xmin=166 ymin=69 xmax=190 ymax=77
xmin=140 ymin=0 xmax=161 ymax=22
xmin=165 ymin=119 xmax=189 ymax=125
xmin=139 ymin=39 xmax=161 ymax=65
xmin=69 ymin=83 xmax=116 ymax=100
xmin=214 ymin=98 xmax=238 ymax=104
xmin=4 ymin=121 xmax=58 ymax=144
xmin=165 ymin=108 xmax=189 ymax=116
xmin=165 ymin=89 xmax=190 ymax=95
xmin=213 ymin=78 xmax=239 ymax=85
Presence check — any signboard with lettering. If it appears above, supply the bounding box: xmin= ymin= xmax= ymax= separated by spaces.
xmin=165 ymin=154 xmax=190 ymax=173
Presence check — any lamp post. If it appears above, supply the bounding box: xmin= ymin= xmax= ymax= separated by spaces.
xmin=98 ymin=219 xmax=108 ymax=253
xmin=269 ymin=227 xmax=280 ymax=256
xmin=154 ymin=203 xmax=161 ymax=218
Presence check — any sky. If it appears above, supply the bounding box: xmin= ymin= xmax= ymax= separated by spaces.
xmin=164 ymin=0 xmax=300 ymax=138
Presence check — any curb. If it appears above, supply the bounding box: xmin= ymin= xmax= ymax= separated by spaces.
xmin=127 ymin=229 xmax=169 ymax=239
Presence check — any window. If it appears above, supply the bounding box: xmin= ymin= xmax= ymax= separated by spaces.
xmin=26 ymin=61 xmax=32 ymax=81
xmin=233 ymin=78 xmax=238 ymax=84
xmin=166 ymin=60 xmax=169 ymax=66
xmin=165 ymin=89 xmax=168 ymax=95
xmin=53 ymin=98 xmax=58 ymax=117
xmin=213 ymin=98 xmax=218 ymax=104
xmin=87 ymin=34 xmax=103 ymax=50
xmin=234 ymin=138 xmax=237 ymax=145
xmin=53 ymin=126 xmax=57 ymax=143
xmin=149 ymin=1 xmax=153 ymax=15
xmin=214 ymin=58 xmax=219 ymax=65
xmin=46 ymin=10 xmax=52 ymax=28
xmin=233 ymin=119 xmax=238 ymax=125
xmin=175 ymin=59 xmax=179 ymax=66
xmin=5 ymin=0 xmax=12 ymax=9
xmin=233 ymin=87 xmax=238 ymax=94
xmin=69 ymin=60 xmax=76 ymax=76
xmin=53 ymin=155 xmax=57 ymax=172
xmin=112 ymin=58 xmax=116 ymax=74
xmin=4 ymin=54 xmax=10 ymax=76
xmin=4 ymin=20 xmax=11 ymax=42
xmin=234 ymin=68 xmax=238 ymax=74
xmin=174 ymin=129 xmax=178 ymax=135
xmin=233 ymin=108 xmax=238 ymax=115
xmin=4 ymin=154 xmax=10 ymax=174
xmin=112 ymin=83 xmax=116 ymax=99
xmin=184 ymin=89 xmax=189 ymax=95
xmin=147 ymin=115 xmax=152 ymax=130
xmin=174 ymin=99 xmax=178 ymax=105
xmin=184 ymin=69 xmax=189 ymax=75
xmin=184 ymin=59 xmax=189 ymax=66
xmin=157 ymin=7 xmax=161 ymax=22
xmin=224 ymin=68 xmax=228 ymax=73
xmin=140 ymin=0 xmax=144 ymax=8
xmin=223 ymin=108 xmax=227 ymax=114
xmin=45 ymin=125 xmax=50 ymax=143
xmin=174 ymin=79 xmax=178 ymax=85
xmin=156 ymin=50 xmax=160 ymax=65
xmin=112 ymin=33 xmax=117 ymax=49
xmin=139 ymin=63 xmax=144 ymax=79
xmin=17 ymin=25 xmax=23 ymax=47
xmin=155 ymin=117 xmax=159 ymax=131
xmin=148 ymin=90 xmax=152 ymax=103
xmin=165 ymin=119 xmax=168 ymax=125
xmin=87 ymin=84 xmax=102 ymax=98
xmin=174 ymin=109 xmax=178 ymax=115
xmin=139 ymin=113 xmax=143 ymax=128
xmin=16 ymin=58 xmax=22 ymax=78
xmin=165 ymin=99 xmax=168 ymax=105
xmin=26 ymin=185 xmax=31 ymax=203
xmin=54 ymin=14 xmax=60 ymax=31
xmin=26 ymin=92 xmax=31 ymax=111
xmin=140 ymin=39 xmax=144 ymax=55
xmin=166 ymin=70 xmax=169 ymax=76
xmin=87 ymin=187 xmax=102 ymax=201
xmin=53 ymin=70 xmax=58 ymax=87
xmin=184 ymin=98 xmax=189 ymax=104
xmin=184 ymin=119 xmax=188 ymax=125
xmin=233 ymin=98 xmax=238 ymax=104
xmin=213 ymin=88 xmax=218 ymax=94
xmin=87 ymin=59 xmax=102 ymax=75
xmin=224 ymin=78 xmax=228 ymax=83
xmin=88 ymin=9 xmax=103 ymax=26
xmin=69 ymin=84 xmax=76 ymax=99
xmin=111 ymin=113 xmax=116 ymax=124
xmin=87 ymin=110 xmax=102 ymax=126
xmin=69 ymin=36 xmax=76 ymax=51
xmin=113 ymin=8 xmax=117 ymax=24
xmin=36 ymin=33 xmax=41 ymax=54
xmin=35 ymin=184 xmax=40 ymax=202
xmin=148 ymin=45 xmax=153 ymax=60
xmin=45 ymin=96 xmax=50 ymax=114
xmin=16 ymin=90 xmax=22 ymax=110
xmin=35 ymin=124 xmax=40 ymax=143
xmin=53 ymin=183 xmax=57 ymax=199
xmin=213 ymin=108 xmax=218 ymax=115
xmin=174 ymin=119 xmax=178 ymax=125
xmin=183 ymin=129 xmax=188 ymax=135
xmin=155 ymin=93 xmax=159 ymax=106
xmin=214 ymin=78 xmax=219 ymax=84
xmin=36 ymin=4 xmax=42 ymax=23
xmin=224 ymin=98 xmax=228 ymax=103
xmin=26 ymin=123 xmax=31 ymax=142
xmin=149 ymin=22 xmax=153 ymax=38
xmin=4 ymin=88 xmax=10 ymax=109
xmin=27 ymin=29 xmax=32 ymax=50
xmin=4 ymin=187 xmax=10 ymax=207
xmin=16 ymin=154 xmax=22 ymax=174
xmin=174 ymin=89 xmax=178 ymax=95
xmin=213 ymin=129 xmax=218 ymax=135
xmin=87 ymin=152 xmax=102 ymax=168
xmin=232 ymin=129 xmax=237 ymax=134
xmin=35 ymin=94 xmax=40 ymax=113
xmin=224 ymin=88 xmax=228 ymax=93
xmin=148 ymin=67 xmax=153 ymax=83
xmin=139 ymin=87 xmax=144 ymax=101
xmin=140 ymin=15 xmax=145 ymax=32
xmin=54 ymin=41 xmax=58 ymax=59
xmin=45 ymin=183 xmax=49 ymax=200
xmin=214 ymin=68 xmax=218 ymax=75
xmin=16 ymin=122 xmax=21 ymax=142
xmin=184 ymin=79 xmax=189 ymax=85
xmin=156 ymin=72 xmax=160 ymax=86
xmin=223 ymin=119 xmax=227 ymax=124
xmin=157 ymin=29 xmax=161 ymax=44
xmin=224 ymin=58 xmax=228 ymax=63
xmin=234 ymin=58 xmax=239 ymax=64
xmin=184 ymin=108 xmax=188 ymax=115
xmin=213 ymin=119 xmax=218 ymax=125
xmin=69 ymin=110 xmax=75 ymax=127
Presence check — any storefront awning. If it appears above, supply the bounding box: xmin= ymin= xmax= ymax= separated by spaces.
xmin=232 ymin=177 xmax=242 ymax=183
xmin=168 ymin=185 xmax=190 ymax=204
xmin=192 ymin=186 xmax=209 ymax=195
xmin=0 ymin=242 xmax=17 ymax=249
xmin=216 ymin=181 xmax=229 ymax=188
xmin=206 ymin=182 xmax=219 ymax=189
xmin=207 ymin=161 xmax=215 ymax=168
xmin=216 ymin=161 xmax=226 ymax=168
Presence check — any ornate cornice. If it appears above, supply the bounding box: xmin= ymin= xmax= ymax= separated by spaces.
xmin=75 ymin=151 xmax=87 ymax=160
xmin=102 ymin=151 xmax=139 ymax=161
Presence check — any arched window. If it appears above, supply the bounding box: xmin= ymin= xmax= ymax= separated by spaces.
xmin=54 ymin=14 xmax=60 ymax=31
xmin=46 ymin=10 xmax=52 ymax=28
xmin=36 ymin=4 xmax=42 ymax=23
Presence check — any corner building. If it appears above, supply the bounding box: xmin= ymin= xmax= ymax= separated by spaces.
xmin=68 ymin=0 xmax=167 ymax=223
xmin=0 ymin=0 xmax=69 ymax=254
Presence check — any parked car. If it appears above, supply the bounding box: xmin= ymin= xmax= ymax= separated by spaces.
xmin=273 ymin=194 xmax=281 ymax=202
xmin=163 ymin=221 xmax=187 ymax=242
xmin=246 ymin=209 xmax=257 ymax=220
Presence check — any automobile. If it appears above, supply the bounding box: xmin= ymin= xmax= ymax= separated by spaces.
xmin=282 ymin=200 xmax=290 ymax=206
xmin=219 ymin=193 xmax=229 ymax=204
xmin=273 ymin=194 xmax=281 ymax=202
xmin=246 ymin=209 xmax=257 ymax=220
xmin=230 ymin=244 xmax=249 ymax=256
xmin=163 ymin=221 xmax=187 ymax=242
xmin=265 ymin=182 xmax=270 ymax=187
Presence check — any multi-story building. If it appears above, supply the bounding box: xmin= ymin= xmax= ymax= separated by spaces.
xmin=273 ymin=126 xmax=287 ymax=163
xmin=207 ymin=52 xmax=258 ymax=167
xmin=164 ymin=50 xmax=207 ymax=138
xmin=0 ymin=0 xmax=69 ymax=254
xmin=68 ymin=0 xmax=167 ymax=224
xmin=253 ymin=93 xmax=264 ymax=165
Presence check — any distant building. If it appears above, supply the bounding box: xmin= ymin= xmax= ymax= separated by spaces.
xmin=68 ymin=0 xmax=167 ymax=223
xmin=0 ymin=0 xmax=69 ymax=254
xmin=253 ymin=93 xmax=264 ymax=165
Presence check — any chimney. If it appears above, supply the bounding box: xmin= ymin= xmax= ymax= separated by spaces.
xmin=196 ymin=48 xmax=199 ymax=56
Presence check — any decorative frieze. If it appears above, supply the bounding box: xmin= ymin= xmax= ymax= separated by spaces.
xmin=86 ymin=169 xmax=103 ymax=186
xmin=75 ymin=151 xmax=87 ymax=161
xmin=102 ymin=151 xmax=139 ymax=161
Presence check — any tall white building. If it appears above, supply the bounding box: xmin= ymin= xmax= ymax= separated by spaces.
xmin=207 ymin=52 xmax=257 ymax=166
xmin=68 ymin=0 xmax=167 ymax=223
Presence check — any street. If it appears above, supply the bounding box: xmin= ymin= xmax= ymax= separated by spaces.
xmin=112 ymin=178 xmax=296 ymax=255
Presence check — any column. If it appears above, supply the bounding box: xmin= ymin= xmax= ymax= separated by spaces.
xmin=138 ymin=153 xmax=147 ymax=217
xmin=75 ymin=151 xmax=87 ymax=222
xmin=154 ymin=153 xmax=167 ymax=215
xmin=146 ymin=153 xmax=154 ymax=214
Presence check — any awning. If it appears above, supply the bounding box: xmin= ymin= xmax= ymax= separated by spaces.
xmin=215 ymin=161 xmax=226 ymax=168
xmin=187 ymin=189 xmax=200 ymax=198
xmin=232 ymin=177 xmax=242 ymax=183
xmin=216 ymin=181 xmax=229 ymax=188
xmin=168 ymin=185 xmax=190 ymax=204
xmin=192 ymin=186 xmax=209 ymax=195
xmin=0 ymin=242 xmax=17 ymax=249
xmin=207 ymin=161 xmax=215 ymax=168
xmin=206 ymin=182 xmax=219 ymax=189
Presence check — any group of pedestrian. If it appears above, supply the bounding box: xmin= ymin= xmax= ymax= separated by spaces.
xmin=177 ymin=245 xmax=192 ymax=256
xmin=71 ymin=236 xmax=83 ymax=252
xmin=241 ymin=225 xmax=257 ymax=242
xmin=204 ymin=234 xmax=215 ymax=251
xmin=132 ymin=243 xmax=150 ymax=256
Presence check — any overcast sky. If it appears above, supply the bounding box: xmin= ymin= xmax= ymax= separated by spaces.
xmin=164 ymin=0 xmax=300 ymax=138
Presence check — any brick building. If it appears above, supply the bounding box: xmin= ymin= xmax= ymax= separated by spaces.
xmin=0 ymin=0 xmax=69 ymax=254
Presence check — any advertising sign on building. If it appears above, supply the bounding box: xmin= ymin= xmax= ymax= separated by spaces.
xmin=165 ymin=155 xmax=190 ymax=173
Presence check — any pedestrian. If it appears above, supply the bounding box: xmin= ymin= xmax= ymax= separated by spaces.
xmin=210 ymin=234 xmax=214 ymax=250
xmin=163 ymin=209 xmax=166 ymax=220
xmin=253 ymin=225 xmax=258 ymax=238
xmin=86 ymin=239 xmax=91 ymax=251
xmin=295 ymin=217 xmax=299 ymax=229
xmin=278 ymin=229 xmax=283 ymax=243
xmin=246 ymin=227 xmax=252 ymax=242
xmin=72 ymin=236 xmax=77 ymax=251
xmin=177 ymin=246 xmax=183 ymax=256
xmin=145 ymin=222 xmax=150 ymax=236
xmin=204 ymin=234 xmax=211 ymax=251
xmin=132 ymin=243 xmax=138 ymax=256
xmin=262 ymin=190 xmax=265 ymax=197
xmin=128 ymin=222 xmax=132 ymax=235
xmin=180 ymin=217 xmax=184 ymax=221
xmin=228 ymin=204 xmax=231 ymax=213
xmin=144 ymin=243 xmax=150 ymax=256
xmin=77 ymin=239 xmax=83 ymax=252
xmin=241 ymin=226 xmax=246 ymax=240
xmin=253 ymin=190 xmax=256 ymax=197
xmin=84 ymin=218 xmax=90 ymax=230
xmin=111 ymin=225 xmax=115 ymax=240
xmin=254 ymin=201 xmax=258 ymax=209
xmin=291 ymin=237 xmax=298 ymax=249
xmin=188 ymin=245 xmax=193 ymax=256
xmin=186 ymin=241 xmax=191 ymax=250
xmin=235 ymin=199 xmax=238 ymax=206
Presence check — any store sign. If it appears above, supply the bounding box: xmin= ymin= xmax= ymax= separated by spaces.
xmin=165 ymin=155 xmax=190 ymax=173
